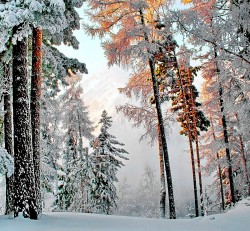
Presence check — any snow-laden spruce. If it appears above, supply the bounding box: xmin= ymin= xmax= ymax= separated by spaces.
xmin=88 ymin=110 xmax=129 ymax=215
xmin=45 ymin=79 xmax=94 ymax=212
xmin=0 ymin=0 xmax=86 ymax=53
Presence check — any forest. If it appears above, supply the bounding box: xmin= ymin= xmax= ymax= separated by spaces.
xmin=0 ymin=0 xmax=249 ymax=223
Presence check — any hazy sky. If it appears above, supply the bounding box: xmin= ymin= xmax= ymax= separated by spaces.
xmin=57 ymin=1 xmax=208 ymax=206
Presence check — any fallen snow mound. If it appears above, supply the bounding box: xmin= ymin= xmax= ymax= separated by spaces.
xmin=1 ymin=198 xmax=250 ymax=231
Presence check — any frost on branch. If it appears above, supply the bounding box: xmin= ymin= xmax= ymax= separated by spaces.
xmin=0 ymin=147 xmax=14 ymax=177
xmin=0 ymin=0 xmax=67 ymax=52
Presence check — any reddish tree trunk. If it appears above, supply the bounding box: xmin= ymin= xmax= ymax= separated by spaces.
xmin=239 ymin=134 xmax=250 ymax=196
xmin=177 ymin=67 xmax=199 ymax=217
xmin=31 ymin=27 xmax=43 ymax=214
xmin=187 ymin=69 xmax=204 ymax=216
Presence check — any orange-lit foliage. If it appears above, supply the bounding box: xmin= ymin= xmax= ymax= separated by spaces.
xmin=180 ymin=0 xmax=217 ymax=24
xmin=182 ymin=0 xmax=192 ymax=4
xmin=118 ymin=69 xmax=152 ymax=99
xmin=86 ymin=0 xmax=170 ymax=66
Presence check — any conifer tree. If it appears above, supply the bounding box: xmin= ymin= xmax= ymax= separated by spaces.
xmin=89 ymin=110 xmax=128 ymax=214
xmin=85 ymin=0 xmax=176 ymax=218
xmin=31 ymin=27 xmax=43 ymax=214
xmin=12 ymin=23 xmax=38 ymax=219
xmin=175 ymin=0 xmax=250 ymax=205
xmin=0 ymin=0 xmax=88 ymax=219
xmin=170 ymin=65 xmax=210 ymax=216
xmin=53 ymin=80 xmax=94 ymax=211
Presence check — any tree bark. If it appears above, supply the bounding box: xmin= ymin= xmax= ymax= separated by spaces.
xmin=188 ymin=136 xmax=199 ymax=217
xmin=187 ymin=69 xmax=204 ymax=216
xmin=12 ymin=24 xmax=38 ymax=219
xmin=31 ymin=27 xmax=43 ymax=215
xmin=210 ymin=116 xmax=225 ymax=211
xmin=239 ymin=134 xmax=250 ymax=196
xmin=212 ymin=46 xmax=235 ymax=204
xmin=139 ymin=9 xmax=176 ymax=219
xmin=235 ymin=113 xmax=250 ymax=197
xmin=3 ymin=60 xmax=14 ymax=216
xmin=218 ymin=86 xmax=235 ymax=204
xmin=177 ymin=67 xmax=199 ymax=217
xmin=217 ymin=152 xmax=225 ymax=211
xmin=157 ymin=125 xmax=166 ymax=218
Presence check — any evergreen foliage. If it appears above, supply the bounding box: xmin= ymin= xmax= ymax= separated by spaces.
xmin=88 ymin=110 xmax=128 ymax=214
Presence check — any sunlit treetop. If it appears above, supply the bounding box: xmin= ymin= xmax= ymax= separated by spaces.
xmin=85 ymin=0 xmax=168 ymax=37
xmin=181 ymin=0 xmax=192 ymax=4
xmin=85 ymin=0 xmax=174 ymax=67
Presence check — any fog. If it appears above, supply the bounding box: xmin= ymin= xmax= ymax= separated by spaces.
xmin=82 ymin=66 xmax=196 ymax=207
xmin=57 ymin=27 xmax=209 ymax=214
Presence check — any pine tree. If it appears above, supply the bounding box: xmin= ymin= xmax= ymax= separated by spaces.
xmin=170 ymin=65 xmax=210 ymax=216
xmin=12 ymin=24 xmax=38 ymax=219
xmin=0 ymin=0 xmax=89 ymax=218
xmin=53 ymin=80 xmax=94 ymax=211
xmin=85 ymin=0 xmax=176 ymax=218
xmin=88 ymin=110 xmax=128 ymax=214
xmin=174 ymin=0 xmax=250 ymax=205
xmin=30 ymin=27 xmax=43 ymax=215
xmin=134 ymin=166 xmax=161 ymax=218
xmin=69 ymin=147 xmax=94 ymax=213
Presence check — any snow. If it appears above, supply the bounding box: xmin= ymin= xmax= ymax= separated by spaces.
xmin=1 ymin=198 xmax=250 ymax=231
xmin=0 ymin=147 xmax=14 ymax=177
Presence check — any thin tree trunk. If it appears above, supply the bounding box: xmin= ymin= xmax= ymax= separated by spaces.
xmin=217 ymin=152 xmax=225 ymax=211
xmin=12 ymin=24 xmax=38 ymax=219
xmin=235 ymin=113 xmax=250 ymax=196
xmin=31 ymin=27 xmax=43 ymax=215
xmin=239 ymin=134 xmax=250 ymax=196
xmin=188 ymin=136 xmax=199 ymax=217
xmin=139 ymin=10 xmax=176 ymax=219
xmin=213 ymin=46 xmax=235 ymax=204
xmin=187 ymin=69 xmax=204 ymax=216
xmin=177 ymin=66 xmax=199 ymax=217
xmin=194 ymin=138 xmax=203 ymax=215
xmin=210 ymin=116 xmax=225 ymax=211
xmin=157 ymin=125 xmax=166 ymax=218
xmin=218 ymin=86 xmax=235 ymax=204
xmin=3 ymin=60 xmax=14 ymax=216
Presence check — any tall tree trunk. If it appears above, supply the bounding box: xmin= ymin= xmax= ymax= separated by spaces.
xmin=188 ymin=136 xmax=199 ymax=217
xmin=218 ymin=85 xmax=235 ymax=204
xmin=239 ymin=134 xmax=250 ymax=196
xmin=210 ymin=116 xmax=225 ymax=211
xmin=139 ymin=10 xmax=176 ymax=219
xmin=187 ymin=69 xmax=204 ymax=216
xmin=3 ymin=59 xmax=14 ymax=216
xmin=31 ymin=27 xmax=43 ymax=215
xmin=235 ymin=113 xmax=250 ymax=196
xmin=213 ymin=47 xmax=236 ymax=204
xmin=177 ymin=66 xmax=199 ymax=217
xmin=217 ymin=152 xmax=225 ymax=211
xmin=157 ymin=125 xmax=166 ymax=218
xmin=194 ymin=138 xmax=203 ymax=215
xmin=12 ymin=24 xmax=38 ymax=219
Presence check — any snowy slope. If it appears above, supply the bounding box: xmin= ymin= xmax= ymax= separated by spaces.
xmin=1 ymin=198 xmax=250 ymax=231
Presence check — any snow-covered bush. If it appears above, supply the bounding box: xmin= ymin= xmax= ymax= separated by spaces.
xmin=0 ymin=147 xmax=14 ymax=177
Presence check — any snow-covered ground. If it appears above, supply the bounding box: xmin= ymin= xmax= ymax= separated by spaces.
xmin=1 ymin=198 xmax=250 ymax=231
